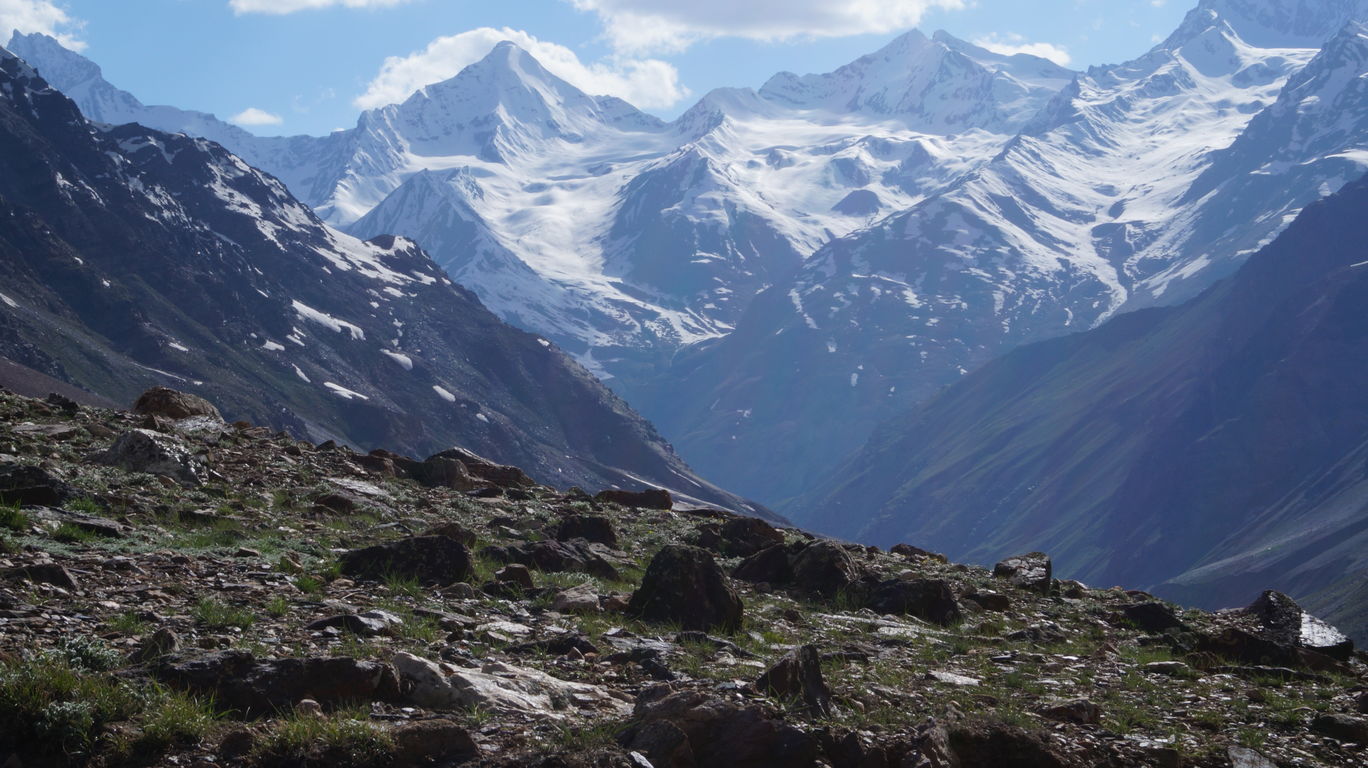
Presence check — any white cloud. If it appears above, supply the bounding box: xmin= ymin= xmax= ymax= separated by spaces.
xmin=229 ymin=107 xmax=284 ymax=126
xmin=0 ymin=0 xmax=83 ymax=50
xmin=228 ymin=0 xmax=410 ymax=14
xmin=567 ymin=0 xmax=968 ymax=54
xmin=972 ymin=33 xmax=1072 ymax=66
xmin=354 ymin=27 xmax=688 ymax=110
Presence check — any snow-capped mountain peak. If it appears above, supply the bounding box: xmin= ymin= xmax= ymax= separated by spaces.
xmin=757 ymin=29 xmax=1075 ymax=134
xmin=1199 ymin=0 xmax=1368 ymax=48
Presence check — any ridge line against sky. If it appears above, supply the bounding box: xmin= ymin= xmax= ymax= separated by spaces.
xmin=1 ymin=0 xmax=1189 ymax=135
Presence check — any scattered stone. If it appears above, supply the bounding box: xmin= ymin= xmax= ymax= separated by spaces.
xmin=5 ymin=563 xmax=78 ymax=589
xmin=495 ymin=564 xmax=535 ymax=590
xmin=596 ymin=487 xmax=673 ymax=509
xmin=131 ymin=627 xmax=181 ymax=663
xmin=619 ymin=689 xmax=819 ymax=768
xmin=391 ymin=719 xmax=479 ymax=767
xmin=866 ymin=578 xmax=963 ymax=626
xmin=423 ymin=521 xmax=477 ymax=547
xmin=732 ymin=544 xmax=794 ymax=585
xmin=963 ymin=589 xmax=1012 ymax=612
xmin=1007 ymin=622 xmax=1068 ymax=645
xmin=158 ymin=651 xmax=400 ymax=716
xmin=554 ymin=514 xmax=619 ymax=547
xmin=429 ymin=448 xmax=532 ymax=487
xmin=717 ymin=516 xmax=784 ymax=558
xmin=790 ymin=540 xmax=860 ymax=598
xmin=629 ymin=545 xmax=743 ymax=633
xmin=132 ymin=387 xmax=222 ymax=421
xmin=91 ymin=429 xmax=207 ymax=486
xmin=754 ymin=644 xmax=834 ymax=716
xmin=1310 ymin=713 xmax=1368 ymax=743
xmin=927 ymin=670 xmax=980 ymax=687
xmin=0 ymin=462 xmax=76 ymax=507
xmin=489 ymin=539 xmax=621 ymax=581
xmin=993 ymin=552 xmax=1053 ymax=594
xmin=1038 ymin=698 xmax=1100 ymax=725
xmin=306 ymin=610 xmax=404 ymax=637
xmin=945 ymin=720 xmax=1074 ymax=768
xmin=294 ymin=698 xmax=323 ymax=718
xmin=551 ymin=583 xmax=602 ymax=614
xmin=1122 ymin=601 xmax=1186 ymax=633
xmin=890 ymin=543 xmax=948 ymax=563
xmin=28 ymin=506 xmax=126 ymax=538
xmin=1227 ymin=746 xmax=1278 ymax=768
xmin=1143 ymin=661 xmax=1192 ymax=676
xmin=412 ymin=455 xmax=480 ymax=491
xmin=393 ymin=652 xmax=628 ymax=718
xmin=339 ymin=535 xmax=473 ymax=585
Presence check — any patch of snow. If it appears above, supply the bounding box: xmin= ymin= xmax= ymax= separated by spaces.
xmin=292 ymin=300 xmax=365 ymax=340
xmin=262 ymin=339 xmax=285 ymax=352
xmin=382 ymin=350 xmax=414 ymax=370
xmin=0 ymin=293 xmax=17 ymax=308
xmin=475 ymin=413 xmax=490 ymax=423
xmin=324 ymin=382 xmax=369 ymax=400
xmin=433 ymin=385 xmax=456 ymax=402
xmin=292 ymin=365 xmax=311 ymax=383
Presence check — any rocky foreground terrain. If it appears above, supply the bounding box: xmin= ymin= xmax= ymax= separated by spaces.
xmin=0 ymin=386 xmax=1364 ymax=768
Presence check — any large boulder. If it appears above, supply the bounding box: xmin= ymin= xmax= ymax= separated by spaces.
xmin=428 ymin=448 xmax=532 ymax=487
xmin=619 ymin=689 xmax=818 ymax=768
xmin=629 ymin=545 xmax=743 ymax=633
xmin=339 ymin=535 xmax=474 ymax=585
xmin=732 ymin=544 xmax=795 ymax=585
xmin=790 ymin=541 xmax=860 ymax=598
xmin=411 ymin=455 xmax=480 ymax=491
xmin=0 ymin=462 xmax=76 ymax=507
xmin=392 ymin=652 xmax=628 ymax=719
xmin=993 ymin=552 xmax=1053 ymax=594
xmin=157 ymin=651 xmax=399 ymax=716
xmin=1245 ymin=590 xmax=1354 ymax=661
xmin=1121 ymin=602 xmax=1187 ymax=634
xmin=596 ymin=487 xmax=673 ymax=509
xmin=91 ymin=429 xmax=207 ymax=486
xmin=754 ymin=644 xmax=833 ymax=716
xmin=717 ymin=516 xmax=785 ymax=558
xmin=487 ymin=539 xmax=621 ymax=581
xmin=132 ymin=387 xmax=221 ymax=421
xmin=554 ymin=514 xmax=619 ymax=547
xmin=867 ymin=578 xmax=963 ymax=626
xmin=945 ymin=719 xmax=1077 ymax=767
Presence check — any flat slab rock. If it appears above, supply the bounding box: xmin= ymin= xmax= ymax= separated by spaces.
xmin=393 ymin=652 xmax=631 ymax=719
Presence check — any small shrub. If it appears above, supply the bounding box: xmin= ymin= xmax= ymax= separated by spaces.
xmin=0 ymin=505 xmax=29 ymax=533
xmin=254 ymin=710 xmax=393 ymax=768
xmin=57 ymin=635 xmax=122 ymax=672
xmin=193 ymin=598 xmax=256 ymax=630
xmin=52 ymin=523 xmax=98 ymax=544
xmin=108 ymin=611 xmax=150 ymax=635
xmin=66 ymin=498 xmax=102 ymax=515
xmin=265 ymin=595 xmax=290 ymax=618
xmin=134 ymin=687 xmax=218 ymax=750
xmin=0 ymin=652 xmax=144 ymax=757
xmin=294 ymin=575 xmax=325 ymax=595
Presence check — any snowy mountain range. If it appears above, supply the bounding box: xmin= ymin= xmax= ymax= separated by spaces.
xmin=11 ymin=0 xmax=1368 ymax=511
xmin=0 ymin=42 xmax=772 ymax=517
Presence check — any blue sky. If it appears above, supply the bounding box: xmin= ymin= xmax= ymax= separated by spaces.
xmin=3 ymin=0 xmax=1192 ymax=136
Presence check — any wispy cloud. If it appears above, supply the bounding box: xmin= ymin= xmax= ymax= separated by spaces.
xmin=566 ymin=0 xmax=968 ymax=54
xmin=973 ymin=32 xmax=1072 ymax=66
xmin=229 ymin=107 xmax=284 ymax=126
xmin=228 ymin=0 xmax=411 ymax=14
xmin=0 ymin=0 xmax=84 ymax=50
xmin=354 ymin=27 xmax=688 ymax=110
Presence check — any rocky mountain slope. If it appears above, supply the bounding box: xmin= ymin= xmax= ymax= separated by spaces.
xmin=0 ymin=386 xmax=1364 ymax=767
xmin=794 ymin=167 xmax=1368 ymax=645
xmin=0 ymin=44 xmax=765 ymax=517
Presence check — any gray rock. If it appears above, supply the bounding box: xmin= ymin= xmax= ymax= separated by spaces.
xmin=307 ymin=610 xmax=403 ymax=637
xmin=629 ymin=545 xmax=743 ymax=633
xmin=790 ymin=540 xmax=860 ymax=598
xmin=1311 ymin=712 xmax=1368 ymax=743
xmin=339 ymin=535 xmax=473 ymax=585
xmin=133 ymin=387 xmax=222 ymax=421
xmin=0 ymin=463 xmax=76 ymax=507
xmin=754 ymin=644 xmax=833 ymax=716
xmin=92 ymin=429 xmax=206 ymax=486
xmin=1038 ymin=698 xmax=1100 ymax=725
xmin=158 ymin=651 xmax=400 ymax=716
xmin=392 ymin=652 xmax=629 ymax=718
xmin=993 ymin=552 xmax=1052 ymax=594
